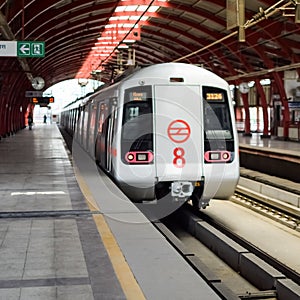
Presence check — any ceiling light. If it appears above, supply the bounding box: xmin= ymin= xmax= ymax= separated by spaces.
xmin=123 ymin=39 xmax=136 ymax=43
xmin=118 ymin=44 xmax=129 ymax=49
xmin=125 ymin=5 xmax=138 ymax=12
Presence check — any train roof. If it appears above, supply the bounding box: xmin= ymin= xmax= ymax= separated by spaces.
xmin=124 ymin=63 xmax=229 ymax=86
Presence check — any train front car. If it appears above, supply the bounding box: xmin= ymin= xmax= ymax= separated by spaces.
xmin=114 ymin=63 xmax=239 ymax=209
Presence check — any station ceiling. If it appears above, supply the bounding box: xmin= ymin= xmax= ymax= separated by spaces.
xmin=0 ymin=0 xmax=299 ymax=89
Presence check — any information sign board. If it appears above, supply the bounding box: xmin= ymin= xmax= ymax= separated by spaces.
xmin=0 ymin=41 xmax=45 ymax=57
xmin=25 ymin=91 xmax=43 ymax=97
xmin=17 ymin=41 xmax=45 ymax=57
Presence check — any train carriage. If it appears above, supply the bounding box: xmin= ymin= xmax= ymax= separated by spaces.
xmin=61 ymin=63 xmax=239 ymax=209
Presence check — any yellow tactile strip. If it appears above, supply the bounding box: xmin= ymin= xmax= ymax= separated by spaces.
xmin=75 ymin=167 xmax=146 ymax=300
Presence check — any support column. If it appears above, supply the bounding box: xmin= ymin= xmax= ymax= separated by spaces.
xmin=255 ymin=79 xmax=270 ymax=138
xmin=273 ymin=72 xmax=290 ymax=140
xmin=241 ymin=93 xmax=252 ymax=136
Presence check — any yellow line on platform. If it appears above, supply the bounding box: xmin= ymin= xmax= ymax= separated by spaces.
xmin=74 ymin=166 xmax=146 ymax=300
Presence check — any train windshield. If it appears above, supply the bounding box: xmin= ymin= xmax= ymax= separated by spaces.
xmin=202 ymin=86 xmax=233 ymax=140
xmin=121 ymin=86 xmax=153 ymax=160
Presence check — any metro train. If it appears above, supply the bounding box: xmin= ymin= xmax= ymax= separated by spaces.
xmin=61 ymin=63 xmax=239 ymax=209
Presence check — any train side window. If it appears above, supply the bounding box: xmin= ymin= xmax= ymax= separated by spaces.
xmin=98 ymin=103 xmax=107 ymax=134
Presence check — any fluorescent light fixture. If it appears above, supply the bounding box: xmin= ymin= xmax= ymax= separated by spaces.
xmin=92 ymin=46 xmax=115 ymax=50
xmin=93 ymin=54 xmax=110 ymax=57
xmin=248 ymin=81 xmax=255 ymax=87
xmin=125 ymin=5 xmax=138 ymax=11
xmin=129 ymin=16 xmax=140 ymax=21
xmin=95 ymin=41 xmax=118 ymax=45
xmin=148 ymin=6 xmax=160 ymax=12
xmin=115 ymin=6 xmax=125 ymax=12
xmin=98 ymin=36 xmax=117 ymax=40
xmin=123 ymin=39 xmax=136 ymax=43
xmin=260 ymin=78 xmax=271 ymax=85
xmin=123 ymin=23 xmax=135 ymax=28
xmin=118 ymin=44 xmax=129 ymax=49
xmin=137 ymin=5 xmax=148 ymax=11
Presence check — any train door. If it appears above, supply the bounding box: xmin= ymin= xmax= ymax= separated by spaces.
xmin=84 ymin=104 xmax=92 ymax=150
xmin=154 ymin=85 xmax=204 ymax=182
xmin=98 ymin=102 xmax=108 ymax=167
xmin=88 ymin=103 xmax=97 ymax=157
xmin=98 ymin=99 xmax=117 ymax=172
xmin=106 ymin=99 xmax=117 ymax=172
xmin=77 ymin=105 xmax=86 ymax=144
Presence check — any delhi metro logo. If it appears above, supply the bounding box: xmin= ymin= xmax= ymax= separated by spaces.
xmin=167 ymin=119 xmax=191 ymax=143
xmin=167 ymin=119 xmax=191 ymax=168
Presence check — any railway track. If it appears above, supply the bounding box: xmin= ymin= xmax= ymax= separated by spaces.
xmin=156 ymin=201 xmax=300 ymax=300
xmin=232 ymin=185 xmax=300 ymax=231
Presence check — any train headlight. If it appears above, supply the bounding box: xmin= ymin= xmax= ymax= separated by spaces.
xmin=222 ymin=152 xmax=229 ymax=160
xmin=125 ymin=151 xmax=154 ymax=164
xmin=127 ymin=153 xmax=135 ymax=161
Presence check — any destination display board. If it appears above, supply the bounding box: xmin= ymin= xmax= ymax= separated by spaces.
xmin=32 ymin=97 xmax=54 ymax=106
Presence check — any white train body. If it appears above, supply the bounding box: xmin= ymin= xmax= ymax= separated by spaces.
xmin=61 ymin=63 xmax=239 ymax=208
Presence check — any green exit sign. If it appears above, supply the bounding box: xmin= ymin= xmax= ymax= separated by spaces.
xmin=17 ymin=41 xmax=45 ymax=58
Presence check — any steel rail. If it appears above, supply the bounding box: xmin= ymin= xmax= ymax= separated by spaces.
xmin=233 ymin=185 xmax=300 ymax=229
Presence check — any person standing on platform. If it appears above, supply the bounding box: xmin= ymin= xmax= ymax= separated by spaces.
xmin=28 ymin=113 xmax=33 ymax=130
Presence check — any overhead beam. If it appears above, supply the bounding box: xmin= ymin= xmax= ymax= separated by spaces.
xmin=225 ymin=62 xmax=300 ymax=81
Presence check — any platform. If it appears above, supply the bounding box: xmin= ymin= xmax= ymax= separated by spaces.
xmin=238 ymin=132 xmax=300 ymax=157
xmin=0 ymin=124 xmax=220 ymax=300
xmin=238 ymin=133 xmax=300 ymax=184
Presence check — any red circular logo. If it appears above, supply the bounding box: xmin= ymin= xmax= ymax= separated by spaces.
xmin=167 ymin=119 xmax=191 ymax=143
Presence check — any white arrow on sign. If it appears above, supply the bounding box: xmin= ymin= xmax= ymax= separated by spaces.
xmin=20 ymin=44 xmax=30 ymax=54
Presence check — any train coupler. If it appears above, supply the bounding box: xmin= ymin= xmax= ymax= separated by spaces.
xmin=171 ymin=181 xmax=193 ymax=198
